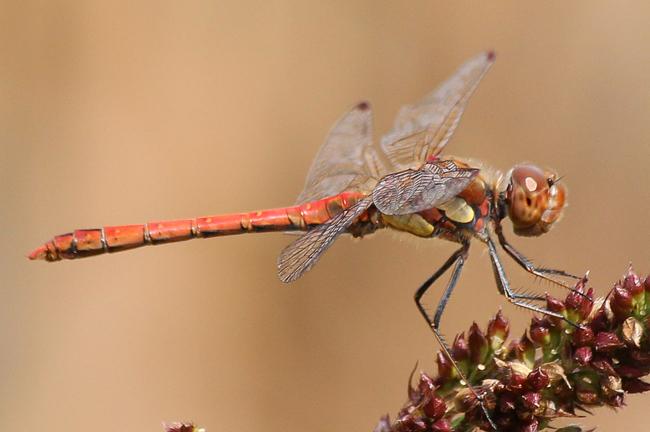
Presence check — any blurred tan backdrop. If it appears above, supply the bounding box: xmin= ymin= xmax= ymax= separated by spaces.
xmin=3 ymin=2 xmax=650 ymax=431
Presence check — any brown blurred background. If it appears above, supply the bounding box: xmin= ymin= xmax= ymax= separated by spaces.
xmin=3 ymin=2 xmax=650 ymax=431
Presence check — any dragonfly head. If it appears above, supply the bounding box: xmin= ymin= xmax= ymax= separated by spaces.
xmin=504 ymin=165 xmax=566 ymax=237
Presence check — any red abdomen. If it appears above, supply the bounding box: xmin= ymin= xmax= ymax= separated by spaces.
xmin=28 ymin=192 xmax=367 ymax=262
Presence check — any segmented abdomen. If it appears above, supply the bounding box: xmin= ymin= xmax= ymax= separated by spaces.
xmin=28 ymin=192 xmax=367 ymax=262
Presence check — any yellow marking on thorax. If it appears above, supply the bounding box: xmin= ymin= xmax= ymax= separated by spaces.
xmin=438 ymin=198 xmax=475 ymax=224
xmin=382 ymin=213 xmax=434 ymax=237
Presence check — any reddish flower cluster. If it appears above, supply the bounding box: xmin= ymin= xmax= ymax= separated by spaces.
xmin=375 ymin=268 xmax=650 ymax=432
xmin=164 ymin=422 xmax=204 ymax=432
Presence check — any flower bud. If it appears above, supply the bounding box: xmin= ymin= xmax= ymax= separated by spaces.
xmin=417 ymin=372 xmax=435 ymax=393
xmin=616 ymin=365 xmax=645 ymax=378
xmin=591 ymin=355 xmax=616 ymax=375
xmin=374 ymin=415 xmax=391 ymax=432
xmin=573 ymin=346 xmax=593 ymax=365
xmin=530 ymin=317 xmax=551 ymax=346
xmin=409 ymin=372 xmax=431 ymax=405
xmin=451 ymin=334 xmax=469 ymax=376
xmin=436 ymin=352 xmax=456 ymax=380
xmin=624 ymin=267 xmax=643 ymax=295
xmin=396 ymin=416 xmax=427 ymax=432
xmin=412 ymin=418 xmax=427 ymax=432
xmin=508 ymin=366 xmax=528 ymax=392
xmin=582 ymin=288 xmax=596 ymax=318
xmin=422 ymin=394 xmax=446 ymax=421
xmin=452 ymin=333 xmax=469 ymax=362
xmin=505 ymin=338 xmax=520 ymax=360
xmin=430 ymin=418 xmax=452 ymax=432
xmin=516 ymin=333 xmax=536 ymax=369
xmin=622 ymin=377 xmax=650 ymax=394
xmin=522 ymin=391 xmax=542 ymax=409
xmin=594 ymin=332 xmax=625 ymax=352
xmin=468 ymin=322 xmax=489 ymax=366
xmin=527 ymin=367 xmax=550 ymax=391
xmin=590 ymin=310 xmax=610 ymax=333
xmin=565 ymin=286 xmax=585 ymax=313
xmin=487 ymin=310 xmax=510 ymax=352
xmin=611 ymin=284 xmax=633 ymax=321
xmin=547 ymin=295 xmax=569 ymax=327
xmin=644 ymin=274 xmax=650 ymax=292
xmin=546 ymin=295 xmax=566 ymax=314
xmin=573 ymin=327 xmax=595 ymax=347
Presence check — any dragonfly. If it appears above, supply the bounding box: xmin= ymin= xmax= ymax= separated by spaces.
xmin=29 ymin=52 xmax=581 ymax=427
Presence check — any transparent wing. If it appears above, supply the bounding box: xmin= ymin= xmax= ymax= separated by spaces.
xmin=295 ymin=103 xmax=388 ymax=205
xmin=372 ymin=160 xmax=479 ymax=215
xmin=278 ymin=197 xmax=374 ymax=282
xmin=295 ymin=52 xmax=494 ymax=204
xmin=380 ymin=52 xmax=495 ymax=170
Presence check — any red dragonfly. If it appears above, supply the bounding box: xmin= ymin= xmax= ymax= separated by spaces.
xmin=29 ymin=52 xmax=580 ymax=425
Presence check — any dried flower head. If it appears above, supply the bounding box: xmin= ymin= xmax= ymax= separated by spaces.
xmin=376 ymin=267 xmax=650 ymax=432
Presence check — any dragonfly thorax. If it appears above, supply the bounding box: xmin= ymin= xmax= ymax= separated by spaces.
xmin=502 ymin=165 xmax=566 ymax=237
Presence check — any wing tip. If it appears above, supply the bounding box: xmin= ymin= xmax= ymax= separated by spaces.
xmin=356 ymin=101 xmax=370 ymax=111
xmin=277 ymin=255 xmax=301 ymax=283
xmin=277 ymin=264 xmax=294 ymax=283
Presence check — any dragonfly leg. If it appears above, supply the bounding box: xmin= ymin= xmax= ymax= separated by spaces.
xmin=510 ymin=292 xmax=547 ymax=302
xmin=414 ymin=243 xmax=498 ymax=430
xmin=494 ymin=225 xmax=591 ymax=302
xmin=486 ymin=236 xmax=585 ymax=330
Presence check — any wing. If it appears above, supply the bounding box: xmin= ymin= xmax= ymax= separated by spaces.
xmin=372 ymin=160 xmax=478 ymax=215
xmin=295 ymin=52 xmax=494 ymax=204
xmin=295 ymin=103 xmax=388 ymax=205
xmin=379 ymin=52 xmax=495 ymax=171
xmin=278 ymin=196 xmax=374 ymax=282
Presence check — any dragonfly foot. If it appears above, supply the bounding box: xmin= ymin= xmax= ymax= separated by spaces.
xmin=564 ymin=271 xmax=594 ymax=303
xmin=537 ymin=267 xmax=582 ymax=280
xmin=563 ymin=316 xmax=586 ymax=331
xmin=562 ymin=284 xmax=594 ymax=303
xmin=477 ymin=392 xmax=499 ymax=431
xmin=537 ymin=268 xmax=594 ymax=303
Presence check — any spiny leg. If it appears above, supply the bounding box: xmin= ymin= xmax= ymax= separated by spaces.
xmin=486 ymin=236 xmax=584 ymax=329
xmin=414 ymin=243 xmax=498 ymax=430
xmin=511 ymin=292 xmax=547 ymax=302
xmin=494 ymin=225 xmax=591 ymax=302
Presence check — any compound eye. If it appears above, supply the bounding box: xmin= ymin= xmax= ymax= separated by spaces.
xmin=506 ymin=165 xmax=549 ymax=231
xmin=512 ymin=165 xmax=546 ymax=196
